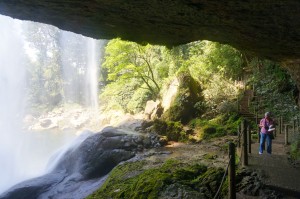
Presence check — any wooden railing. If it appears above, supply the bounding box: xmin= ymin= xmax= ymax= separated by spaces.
xmin=213 ymin=142 xmax=236 ymax=199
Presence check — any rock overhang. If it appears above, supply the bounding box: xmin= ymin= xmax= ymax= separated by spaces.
xmin=0 ymin=0 xmax=300 ymax=63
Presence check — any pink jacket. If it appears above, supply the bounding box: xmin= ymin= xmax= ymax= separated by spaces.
xmin=260 ymin=118 xmax=274 ymax=134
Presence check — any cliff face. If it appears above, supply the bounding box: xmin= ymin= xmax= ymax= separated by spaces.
xmin=0 ymin=0 xmax=300 ymax=62
xmin=1 ymin=1 xmax=300 ymax=90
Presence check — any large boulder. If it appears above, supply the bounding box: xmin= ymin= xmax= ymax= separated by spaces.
xmin=162 ymin=72 xmax=204 ymax=123
xmin=0 ymin=126 xmax=164 ymax=199
xmin=144 ymin=100 xmax=163 ymax=120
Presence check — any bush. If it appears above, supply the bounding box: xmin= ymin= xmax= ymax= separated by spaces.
xmin=188 ymin=113 xmax=242 ymax=140
xmin=202 ymin=125 xmax=226 ymax=139
xmin=151 ymin=119 xmax=187 ymax=142
xmin=126 ymin=87 xmax=152 ymax=114
xmin=290 ymin=137 xmax=300 ymax=161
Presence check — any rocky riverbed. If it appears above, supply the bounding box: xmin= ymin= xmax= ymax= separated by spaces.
xmin=1 ymin=115 xmax=284 ymax=199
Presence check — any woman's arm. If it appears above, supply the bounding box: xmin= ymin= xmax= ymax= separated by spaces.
xmin=259 ymin=119 xmax=264 ymax=128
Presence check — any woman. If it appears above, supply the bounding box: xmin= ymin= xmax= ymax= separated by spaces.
xmin=259 ymin=112 xmax=274 ymax=154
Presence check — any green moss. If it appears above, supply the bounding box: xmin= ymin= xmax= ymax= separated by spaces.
xmin=87 ymin=159 xmax=226 ymax=199
xmin=189 ymin=118 xmax=207 ymax=128
xmin=251 ymin=133 xmax=258 ymax=141
xmin=188 ymin=113 xmax=242 ymax=141
xmin=290 ymin=137 xmax=300 ymax=160
xmin=202 ymin=124 xmax=226 ymax=139
xmin=162 ymin=73 xmax=205 ymax=124
xmin=203 ymin=153 xmax=218 ymax=160
xmin=152 ymin=119 xmax=187 ymax=142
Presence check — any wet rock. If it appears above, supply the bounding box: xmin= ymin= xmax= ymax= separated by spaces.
xmin=0 ymin=172 xmax=67 ymax=199
xmin=40 ymin=119 xmax=52 ymax=128
xmin=237 ymin=168 xmax=282 ymax=198
xmin=0 ymin=126 xmax=163 ymax=199
xmin=144 ymin=100 xmax=164 ymax=120
xmin=158 ymin=183 xmax=204 ymax=199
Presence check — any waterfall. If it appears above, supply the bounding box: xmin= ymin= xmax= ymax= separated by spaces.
xmin=0 ymin=14 xmax=103 ymax=194
xmin=59 ymin=31 xmax=102 ymax=108
xmin=0 ymin=15 xmax=28 ymax=193
xmin=86 ymin=38 xmax=99 ymax=109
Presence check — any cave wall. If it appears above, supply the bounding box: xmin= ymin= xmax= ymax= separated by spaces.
xmin=1 ymin=1 xmax=300 ymax=92
xmin=0 ymin=0 xmax=300 ymax=62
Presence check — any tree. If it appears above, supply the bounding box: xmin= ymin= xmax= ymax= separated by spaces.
xmin=184 ymin=41 xmax=243 ymax=83
xmin=23 ymin=22 xmax=63 ymax=107
xmin=103 ymin=38 xmax=169 ymax=98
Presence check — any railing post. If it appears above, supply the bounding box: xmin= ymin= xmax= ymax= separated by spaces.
xmin=293 ymin=119 xmax=296 ymax=134
xmin=228 ymin=142 xmax=236 ymax=199
xmin=257 ymin=125 xmax=260 ymax=143
xmin=297 ymin=115 xmax=300 ymax=134
xmin=255 ymin=113 xmax=258 ymax=125
xmin=247 ymin=125 xmax=251 ymax=153
xmin=237 ymin=124 xmax=241 ymax=148
xmin=247 ymin=97 xmax=250 ymax=107
xmin=280 ymin=116 xmax=283 ymax=134
xmin=285 ymin=124 xmax=289 ymax=145
xmin=296 ymin=115 xmax=299 ymax=135
xmin=293 ymin=119 xmax=296 ymax=140
xmin=256 ymin=113 xmax=260 ymax=143
xmin=242 ymin=120 xmax=248 ymax=166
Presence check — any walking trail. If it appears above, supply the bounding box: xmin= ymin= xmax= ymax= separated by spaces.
xmin=247 ymin=131 xmax=300 ymax=198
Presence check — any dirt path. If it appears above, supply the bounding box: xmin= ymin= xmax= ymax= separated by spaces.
xmin=247 ymin=132 xmax=300 ymax=198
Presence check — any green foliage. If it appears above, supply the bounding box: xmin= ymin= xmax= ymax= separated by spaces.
xmin=101 ymin=39 xmax=243 ymax=115
xmin=184 ymin=41 xmax=243 ymax=83
xmin=162 ymin=72 xmax=205 ymax=123
xmin=290 ymin=136 xmax=300 ymax=161
xmin=202 ymin=124 xmax=226 ymax=139
xmin=87 ymin=159 xmax=225 ymax=199
xmin=203 ymin=75 xmax=240 ymax=116
xmin=100 ymin=79 xmax=140 ymax=112
xmin=189 ymin=113 xmax=241 ymax=140
xmin=248 ymin=58 xmax=298 ymax=120
xmin=100 ymin=38 xmax=175 ymax=113
xmin=24 ymin=23 xmax=63 ymax=108
xmin=103 ymin=38 xmax=170 ymax=97
xmin=151 ymin=119 xmax=187 ymax=142
xmin=175 ymin=41 xmax=243 ymax=117
xmin=24 ymin=22 xmax=105 ymax=112
xmin=126 ymin=87 xmax=153 ymax=113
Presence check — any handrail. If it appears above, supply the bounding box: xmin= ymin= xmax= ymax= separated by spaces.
xmin=213 ymin=155 xmax=232 ymax=199
xmin=237 ymin=126 xmax=244 ymax=168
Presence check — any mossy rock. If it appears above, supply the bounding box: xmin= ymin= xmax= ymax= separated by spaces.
xmin=202 ymin=125 xmax=226 ymax=140
xmin=87 ymin=159 xmax=226 ymax=199
xmin=189 ymin=113 xmax=242 ymax=141
xmin=162 ymin=72 xmax=205 ymax=124
xmin=151 ymin=119 xmax=187 ymax=142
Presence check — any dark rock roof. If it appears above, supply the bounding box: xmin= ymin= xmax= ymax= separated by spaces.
xmin=0 ymin=1 xmax=300 ymax=62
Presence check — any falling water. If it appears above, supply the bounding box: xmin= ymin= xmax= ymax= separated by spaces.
xmin=0 ymin=15 xmax=103 ymax=194
xmin=0 ymin=15 xmax=28 ymax=193
xmin=59 ymin=31 xmax=102 ymax=108
xmin=86 ymin=38 xmax=99 ymax=109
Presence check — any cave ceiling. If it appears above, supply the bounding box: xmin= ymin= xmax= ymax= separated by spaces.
xmin=0 ymin=0 xmax=300 ymax=63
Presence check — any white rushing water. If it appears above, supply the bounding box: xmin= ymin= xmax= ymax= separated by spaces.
xmin=0 ymin=15 xmax=103 ymax=193
xmin=0 ymin=15 xmax=28 ymax=193
xmin=86 ymin=38 xmax=100 ymax=109
xmin=59 ymin=31 xmax=102 ymax=108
